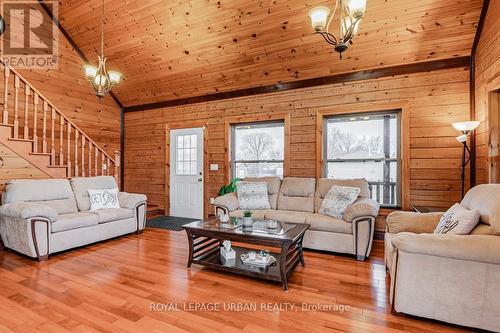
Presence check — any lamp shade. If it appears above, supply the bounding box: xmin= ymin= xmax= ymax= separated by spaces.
xmin=347 ymin=0 xmax=367 ymax=19
xmin=84 ymin=65 xmax=98 ymax=79
xmin=452 ymin=121 xmax=480 ymax=132
xmin=309 ymin=6 xmax=330 ymax=31
xmin=456 ymin=134 xmax=467 ymax=143
xmin=108 ymin=71 xmax=122 ymax=85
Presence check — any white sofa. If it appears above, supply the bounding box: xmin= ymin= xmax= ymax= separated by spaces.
xmin=385 ymin=184 xmax=500 ymax=332
xmin=0 ymin=176 xmax=147 ymax=261
xmin=213 ymin=177 xmax=380 ymax=260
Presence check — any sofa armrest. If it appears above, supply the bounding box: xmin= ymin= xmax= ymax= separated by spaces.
xmin=391 ymin=233 xmax=500 ymax=264
xmin=352 ymin=216 xmax=375 ymax=261
xmin=343 ymin=197 xmax=380 ymax=223
xmin=386 ymin=211 xmax=443 ymax=234
xmin=118 ymin=192 xmax=147 ymax=209
xmin=213 ymin=192 xmax=239 ymax=214
xmin=0 ymin=202 xmax=57 ymax=222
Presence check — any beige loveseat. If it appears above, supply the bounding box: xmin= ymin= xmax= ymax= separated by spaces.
xmin=0 ymin=176 xmax=147 ymax=261
xmin=385 ymin=184 xmax=500 ymax=332
xmin=213 ymin=177 xmax=380 ymax=260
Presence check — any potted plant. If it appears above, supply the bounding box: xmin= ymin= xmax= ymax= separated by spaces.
xmin=242 ymin=211 xmax=253 ymax=227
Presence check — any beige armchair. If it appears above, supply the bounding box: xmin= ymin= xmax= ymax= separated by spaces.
xmin=385 ymin=184 xmax=500 ymax=332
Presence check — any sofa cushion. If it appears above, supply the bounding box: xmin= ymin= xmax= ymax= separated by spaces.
xmin=229 ymin=209 xmax=275 ymax=220
xmin=51 ymin=212 xmax=98 ymax=233
xmin=315 ymin=178 xmax=370 ymax=213
xmin=244 ymin=177 xmax=281 ymax=209
xmin=88 ymin=189 xmax=120 ymax=211
xmin=91 ymin=208 xmax=135 ymax=224
xmin=2 ymin=179 xmax=78 ymax=214
xmin=434 ymin=203 xmax=480 ymax=235
xmin=265 ymin=210 xmax=311 ymax=223
xmin=461 ymin=184 xmax=500 ymax=235
xmin=305 ymin=214 xmax=353 ymax=234
xmin=70 ymin=176 xmax=118 ymax=211
xmin=236 ymin=181 xmax=271 ymax=210
xmin=277 ymin=177 xmax=316 ymax=213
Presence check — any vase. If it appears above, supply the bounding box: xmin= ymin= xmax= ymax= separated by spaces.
xmin=243 ymin=217 xmax=253 ymax=227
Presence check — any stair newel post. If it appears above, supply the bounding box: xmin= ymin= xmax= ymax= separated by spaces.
xmin=32 ymin=93 xmax=38 ymax=152
xmin=81 ymin=136 xmax=86 ymax=177
xmin=13 ymin=75 xmax=20 ymax=138
xmin=42 ymin=100 xmax=48 ymax=153
xmin=50 ymin=107 xmax=56 ymax=164
xmin=74 ymin=130 xmax=79 ymax=177
xmin=88 ymin=144 xmax=93 ymax=176
xmin=2 ymin=66 xmax=9 ymax=124
xmin=114 ymin=150 xmax=120 ymax=188
xmin=67 ymin=123 xmax=72 ymax=177
xmin=23 ymin=84 xmax=30 ymax=139
xmin=59 ymin=115 xmax=64 ymax=165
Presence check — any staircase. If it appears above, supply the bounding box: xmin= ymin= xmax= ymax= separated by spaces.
xmin=0 ymin=61 xmax=120 ymax=184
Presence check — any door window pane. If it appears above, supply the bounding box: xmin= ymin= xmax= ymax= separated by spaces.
xmin=176 ymin=134 xmax=197 ymax=175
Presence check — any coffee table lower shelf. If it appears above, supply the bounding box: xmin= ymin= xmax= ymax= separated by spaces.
xmin=192 ymin=246 xmax=284 ymax=283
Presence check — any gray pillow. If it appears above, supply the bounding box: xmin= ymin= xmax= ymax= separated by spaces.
xmin=319 ymin=185 xmax=360 ymax=219
xmin=236 ymin=181 xmax=271 ymax=210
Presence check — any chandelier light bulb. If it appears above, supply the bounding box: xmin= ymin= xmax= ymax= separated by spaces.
xmin=347 ymin=0 xmax=367 ymax=19
xmin=84 ymin=65 xmax=98 ymax=79
xmin=94 ymin=74 xmax=108 ymax=86
xmin=108 ymin=71 xmax=122 ymax=85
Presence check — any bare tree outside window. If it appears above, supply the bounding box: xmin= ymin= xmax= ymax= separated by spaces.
xmin=241 ymin=133 xmax=274 ymax=160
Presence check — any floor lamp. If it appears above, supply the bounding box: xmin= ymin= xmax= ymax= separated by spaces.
xmin=452 ymin=121 xmax=480 ymax=198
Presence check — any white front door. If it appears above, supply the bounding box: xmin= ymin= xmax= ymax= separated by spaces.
xmin=169 ymin=127 xmax=204 ymax=219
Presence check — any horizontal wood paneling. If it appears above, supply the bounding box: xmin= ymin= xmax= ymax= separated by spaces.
xmin=474 ymin=0 xmax=500 ymax=184
xmin=58 ymin=0 xmax=481 ymax=106
xmin=124 ymin=67 xmax=470 ymax=231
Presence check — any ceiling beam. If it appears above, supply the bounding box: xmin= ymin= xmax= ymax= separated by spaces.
xmin=124 ymin=56 xmax=470 ymax=112
xmin=38 ymin=0 xmax=124 ymax=109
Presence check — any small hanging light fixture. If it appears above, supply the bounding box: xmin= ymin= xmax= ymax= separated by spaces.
xmin=84 ymin=0 xmax=122 ymax=99
xmin=308 ymin=0 xmax=367 ymax=59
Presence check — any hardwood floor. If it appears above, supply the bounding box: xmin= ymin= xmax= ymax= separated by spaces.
xmin=0 ymin=229 xmax=474 ymax=333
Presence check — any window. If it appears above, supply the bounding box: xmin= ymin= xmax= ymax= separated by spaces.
xmin=232 ymin=121 xmax=285 ymax=178
xmin=176 ymin=134 xmax=197 ymax=175
xmin=324 ymin=111 xmax=401 ymax=207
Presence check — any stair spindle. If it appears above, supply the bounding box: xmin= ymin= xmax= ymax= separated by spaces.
xmin=59 ymin=115 xmax=64 ymax=166
xmin=13 ymin=76 xmax=20 ymax=138
xmin=101 ymin=152 xmax=105 ymax=175
xmin=2 ymin=66 xmax=9 ymax=124
xmin=42 ymin=101 xmax=48 ymax=153
xmin=114 ymin=151 xmax=120 ymax=187
xmin=88 ymin=144 xmax=93 ymax=176
xmin=32 ymin=93 xmax=38 ymax=152
xmin=81 ymin=136 xmax=86 ymax=177
xmin=74 ymin=131 xmax=79 ymax=177
xmin=95 ymin=148 xmax=99 ymax=176
xmin=67 ymin=124 xmax=72 ymax=177
xmin=105 ymin=157 xmax=110 ymax=176
xmin=50 ymin=106 xmax=56 ymax=163
xmin=23 ymin=84 xmax=30 ymax=139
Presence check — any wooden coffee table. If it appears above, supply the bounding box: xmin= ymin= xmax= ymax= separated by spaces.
xmin=182 ymin=217 xmax=309 ymax=291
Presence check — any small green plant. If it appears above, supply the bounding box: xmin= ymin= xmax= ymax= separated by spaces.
xmin=218 ymin=178 xmax=242 ymax=196
xmin=243 ymin=211 xmax=252 ymax=218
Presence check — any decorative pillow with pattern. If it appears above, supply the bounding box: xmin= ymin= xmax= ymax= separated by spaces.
xmin=236 ymin=181 xmax=270 ymax=210
xmin=88 ymin=188 xmax=120 ymax=211
xmin=434 ymin=203 xmax=480 ymax=235
xmin=319 ymin=185 xmax=360 ymax=220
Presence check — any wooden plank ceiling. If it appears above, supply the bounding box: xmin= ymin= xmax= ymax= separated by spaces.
xmin=58 ymin=0 xmax=482 ymax=107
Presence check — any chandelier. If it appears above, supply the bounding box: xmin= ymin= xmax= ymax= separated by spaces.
xmin=308 ymin=0 xmax=367 ymax=58
xmin=84 ymin=0 xmax=122 ymax=99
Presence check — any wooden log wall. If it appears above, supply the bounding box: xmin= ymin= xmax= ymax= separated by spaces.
xmin=124 ymin=66 xmax=470 ymax=232
xmin=474 ymin=0 xmax=500 ymax=184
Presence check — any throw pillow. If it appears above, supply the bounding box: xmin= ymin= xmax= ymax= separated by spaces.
xmin=434 ymin=203 xmax=480 ymax=235
xmin=88 ymin=188 xmax=120 ymax=211
xmin=319 ymin=185 xmax=360 ymax=219
xmin=236 ymin=181 xmax=270 ymax=210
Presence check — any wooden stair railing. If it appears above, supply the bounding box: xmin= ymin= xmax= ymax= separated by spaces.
xmin=0 ymin=61 xmax=120 ymax=186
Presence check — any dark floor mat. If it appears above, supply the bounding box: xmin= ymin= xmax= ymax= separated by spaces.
xmin=146 ymin=216 xmax=199 ymax=231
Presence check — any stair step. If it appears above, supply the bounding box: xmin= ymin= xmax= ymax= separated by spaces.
xmin=8 ymin=137 xmax=34 ymax=143
xmin=30 ymin=152 xmax=52 ymax=156
xmin=48 ymin=165 xmax=68 ymax=169
xmin=0 ymin=123 xmax=14 ymax=128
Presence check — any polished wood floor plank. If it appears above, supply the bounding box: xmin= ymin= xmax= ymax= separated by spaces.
xmin=0 ymin=229 xmax=474 ymax=333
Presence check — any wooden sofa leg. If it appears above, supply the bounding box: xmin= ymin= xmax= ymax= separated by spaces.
xmin=37 ymin=255 xmax=49 ymax=262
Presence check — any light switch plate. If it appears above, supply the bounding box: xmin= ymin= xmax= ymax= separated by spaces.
xmin=210 ymin=164 xmax=219 ymax=171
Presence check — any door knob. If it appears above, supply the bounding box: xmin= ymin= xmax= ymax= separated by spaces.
xmin=198 ymin=178 xmax=203 ymax=182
